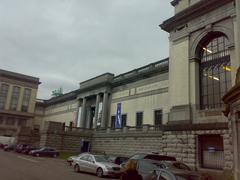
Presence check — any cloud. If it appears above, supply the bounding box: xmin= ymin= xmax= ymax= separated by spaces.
xmin=0 ymin=0 xmax=173 ymax=99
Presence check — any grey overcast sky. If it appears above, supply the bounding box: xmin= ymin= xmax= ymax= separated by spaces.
xmin=0 ymin=0 xmax=173 ymax=99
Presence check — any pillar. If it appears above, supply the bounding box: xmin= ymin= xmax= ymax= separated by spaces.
xmin=80 ymin=97 xmax=86 ymax=128
xmin=93 ymin=94 xmax=100 ymax=129
xmin=75 ymin=99 xmax=81 ymax=127
xmin=101 ymin=92 xmax=109 ymax=128
xmin=236 ymin=0 xmax=240 ymax=65
xmin=85 ymin=106 xmax=91 ymax=129
xmin=233 ymin=112 xmax=240 ymax=180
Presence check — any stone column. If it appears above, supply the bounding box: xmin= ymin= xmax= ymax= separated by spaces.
xmin=85 ymin=106 xmax=91 ymax=129
xmin=236 ymin=0 xmax=240 ymax=65
xmin=80 ymin=97 xmax=86 ymax=128
xmin=93 ymin=94 xmax=100 ymax=129
xmin=75 ymin=99 xmax=81 ymax=127
xmin=223 ymin=79 xmax=240 ymax=180
xmin=101 ymin=92 xmax=109 ymax=128
xmin=231 ymin=113 xmax=240 ymax=180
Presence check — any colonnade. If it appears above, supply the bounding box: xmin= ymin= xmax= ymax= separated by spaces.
xmin=77 ymin=92 xmax=110 ymax=129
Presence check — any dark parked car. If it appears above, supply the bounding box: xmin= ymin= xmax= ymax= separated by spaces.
xmin=120 ymin=153 xmax=177 ymax=174
xmin=15 ymin=144 xmax=29 ymax=153
xmin=129 ymin=153 xmax=176 ymax=162
xmin=22 ymin=145 xmax=39 ymax=154
xmin=106 ymin=155 xmax=129 ymax=165
xmin=136 ymin=159 xmax=202 ymax=180
xmin=29 ymin=147 xmax=59 ymax=157
xmin=4 ymin=144 xmax=16 ymax=151
xmin=0 ymin=143 xmax=7 ymax=149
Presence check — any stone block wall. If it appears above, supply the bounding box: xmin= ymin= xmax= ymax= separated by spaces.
xmin=33 ymin=121 xmax=233 ymax=172
xmin=17 ymin=127 xmax=40 ymax=147
xmin=40 ymin=130 xmax=91 ymax=152
xmin=91 ymin=128 xmax=233 ymax=170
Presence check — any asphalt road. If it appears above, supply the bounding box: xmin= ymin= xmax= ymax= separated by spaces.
xmin=0 ymin=150 xmax=117 ymax=180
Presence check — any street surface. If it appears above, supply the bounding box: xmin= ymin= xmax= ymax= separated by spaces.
xmin=0 ymin=150 xmax=117 ymax=180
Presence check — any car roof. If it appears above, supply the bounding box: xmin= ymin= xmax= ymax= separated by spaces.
xmin=131 ymin=153 xmax=176 ymax=161
xmin=144 ymin=154 xmax=176 ymax=161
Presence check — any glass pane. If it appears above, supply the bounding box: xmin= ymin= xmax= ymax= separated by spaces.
xmin=200 ymin=35 xmax=230 ymax=109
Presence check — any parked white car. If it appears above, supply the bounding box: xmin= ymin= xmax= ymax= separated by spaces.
xmin=67 ymin=154 xmax=82 ymax=166
xmin=72 ymin=153 xmax=121 ymax=178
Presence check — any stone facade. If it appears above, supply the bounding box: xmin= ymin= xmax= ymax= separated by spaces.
xmin=0 ymin=69 xmax=40 ymax=136
xmin=2 ymin=1 xmax=237 ymax=178
xmin=91 ymin=126 xmax=233 ymax=171
xmin=23 ymin=119 xmax=232 ymax=173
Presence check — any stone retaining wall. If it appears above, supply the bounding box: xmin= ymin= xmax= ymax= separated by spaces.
xmin=23 ymin=121 xmax=233 ymax=172
xmin=40 ymin=130 xmax=91 ymax=152
xmin=91 ymin=128 xmax=233 ymax=170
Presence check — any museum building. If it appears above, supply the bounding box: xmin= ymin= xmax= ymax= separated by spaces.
xmin=0 ymin=0 xmax=239 ymax=174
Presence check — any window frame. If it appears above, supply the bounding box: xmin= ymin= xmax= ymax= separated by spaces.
xmin=121 ymin=114 xmax=127 ymax=127
xmin=21 ymin=88 xmax=32 ymax=112
xmin=10 ymin=86 xmax=20 ymax=111
xmin=0 ymin=83 xmax=9 ymax=110
xmin=136 ymin=112 xmax=143 ymax=128
xmin=154 ymin=109 xmax=163 ymax=126
xmin=111 ymin=115 xmax=116 ymax=129
xmin=199 ymin=35 xmax=231 ymax=109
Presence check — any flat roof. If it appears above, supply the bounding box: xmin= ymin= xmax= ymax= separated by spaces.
xmin=0 ymin=69 xmax=40 ymax=85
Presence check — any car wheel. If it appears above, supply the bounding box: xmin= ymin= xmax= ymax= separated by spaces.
xmin=74 ymin=164 xmax=80 ymax=173
xmin=96 ymin=168 xmax=103 ymax=178
xmin=53 ymin=154 xmax=57 ymax=158
xmin=36 ymin=153 xmax=40 ymax=157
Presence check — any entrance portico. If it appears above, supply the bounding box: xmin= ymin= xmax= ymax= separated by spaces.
xmin=75 ymin=73 xmax=114 ymax=130
xmin=77 ymin=92 xmax=111 ymax=129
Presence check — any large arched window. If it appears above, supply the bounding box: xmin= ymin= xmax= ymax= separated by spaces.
xmin=200 ymin=35 xmax=231 ymax=109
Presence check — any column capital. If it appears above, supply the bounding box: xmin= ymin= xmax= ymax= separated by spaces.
xmin=77 ymin=96 xmax=87 ymax=101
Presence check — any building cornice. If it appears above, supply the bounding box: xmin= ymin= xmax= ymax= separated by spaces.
xmin=112 ymin=58 xmax=169 ymax=87
xmin=0 ymin=69 xmax=40 ymax=85
xmin=160 ymin=0 xmax=234 ymax=32
xmin=0 ymin=109 xmax=35 ymax=118
xmin=44 ymin=90 xmax=78 ymax=106
xmin=40 ymin=58 xmax=169 ymax=106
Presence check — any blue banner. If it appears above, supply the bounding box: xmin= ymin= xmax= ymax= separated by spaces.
xmin=116 ymin=103 xmax=121 ymax=128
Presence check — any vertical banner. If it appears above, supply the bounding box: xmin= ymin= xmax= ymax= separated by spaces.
xmin=116 ymin=103 xmax=121 ymax=128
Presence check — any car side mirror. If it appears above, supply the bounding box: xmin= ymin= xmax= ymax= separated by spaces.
xmin=91 ymin=161 xmax=95 ymax=164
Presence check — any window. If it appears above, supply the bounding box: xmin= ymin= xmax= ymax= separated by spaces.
xmin=199 ymin=35 xmax=231 ymax=109
xmin=199 ymin=135 xmax=224 ymax=170
xmin=0 ymin=116 xmax=3 ymax=124
xmin=10 ymin=86 xmax=20 ymax=111
xmin=121 ymin=114 xmax=127 ymax=127
xmin=21 ymin=88 xmax=31 ymax=112
xmin=6 ymin=117 xmax=15 ymax=126
xmin=136 ymin=112 xmax=143 ymax=127
xmin=154 ymin=110 xmax=162 ymax=126
xmin=18 ymin=119 xmax=27 ymax=127
xmin=0 ymin=84 xmax=9 ymax=109
xmin=111 ymin=116 xmax=116 ymax=129
xmin=80 ymin=154 xmax=90 ymax=161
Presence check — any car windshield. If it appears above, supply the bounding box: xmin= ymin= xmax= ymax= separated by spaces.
xmin=94 ymin=155 xmax=109 ymax=162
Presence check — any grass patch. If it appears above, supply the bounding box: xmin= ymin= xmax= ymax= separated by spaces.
xmin=59 ymin=151 xmax=80 ymax=160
